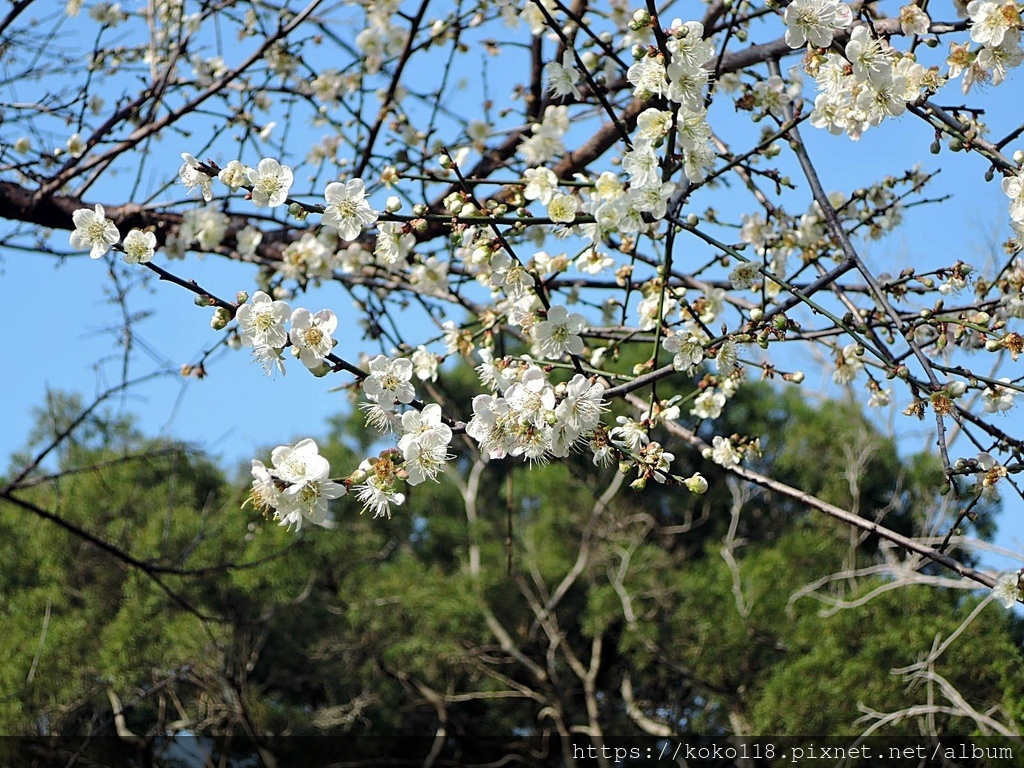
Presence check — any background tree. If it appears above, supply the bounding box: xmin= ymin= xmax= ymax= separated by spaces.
xmin=2 ymin=381 xmax=1021 ymax=766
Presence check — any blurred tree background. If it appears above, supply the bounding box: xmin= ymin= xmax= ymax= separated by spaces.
xmin=1 ymin=370 xmax=1022 ymax=767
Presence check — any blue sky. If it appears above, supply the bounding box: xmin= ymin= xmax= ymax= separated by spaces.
xmin=3 ymin=0 xmax=1024 ymax=572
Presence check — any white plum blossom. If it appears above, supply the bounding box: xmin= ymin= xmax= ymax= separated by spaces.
xmin=247 ymin=158 xmax=293 ymax=208
xmin=833 ymin=343 xmax=864 ymax=385
xmin=992 ymin=571 xmax=1022 ymax=607
xmin=236 ymin=225 xmax=263 ymax=257
xmin=355 ymin=475 xmax=405 ymax=518
xmin=983 ymin=378 xmax=1016 ymax=412
xmin=271 ymin=438 xmax=329 ymax=486
xmin=179 ymin=153 xmax=214 ymax=201
xmin=363 ymin=355 xmax=416 ymax=410
xmin=399 ymin=405 xmax=454 ymax=485
xmin=236 ymin=291 xmax=291 ymax=348
xmin=576 ymin=248 xmax=614 ymax=275
xmin=691 ymin=389 xmax=726 ymax=419
xmin=635 ymin=108 xmax=673 ymax=141
xmin=375 ymin=221 xmax=413 ymax=266
xmin=67 ymin=133 xmax=86 ymax=158
xmin=322 ymin=178 xmax=379 ymax=240
xmin=627 ymin=53 xmax=669 ymax=98
xmin=968 ymin=0 xmax=1019 ymax=47
xmin=523 ymin=167 xmax=559 ymax=205
xmin=1004 ymin=171 xmax=1024 ymax=222
xmin=181 ymin=207 xmax=229 ymax=251
xmin=611 ymin=416 xmax=649 ymax=452
xmin=547 ymin=193 xmax=578 ymax=223
xmin=218 ymin=159 xmax=249 ymax=190
xmin=248 ymin=439 xmax=344 ymax=530
xmin=706 ymin=435 xmax=741 ymax=467
xmin=402 ymin=433 xmax=454 ymax=485
xmin=783 ymin=0 xmax=853 ymax=49
xmin=289 ymin=308 xmax=337 ymax=368
xmin=411 ymin=346 xmax=440 ymax=381
xmin=122 ymin=229 xmax=157 ymax=264
xmin=544 ymin=52 xmax=583 ymax=99
xmin=553 ymin=375 xmax=606 ymax=445
xmin=533 ymin=305 xmax=586 ymax=359
xmin=899 ymin=4 xmax=931 ymax=35
xmin=715 ymin=339 xmax=739 ymax=375
xmin=621 ymin=143 xmax=661 ymax=188
xmin=664 ymin=333 xmax=705 ymax=373
xmin=70 ymin=204 xmax=120 ymax=258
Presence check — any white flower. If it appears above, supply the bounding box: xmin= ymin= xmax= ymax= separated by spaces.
xmin=715 ymin=340 xmax=739 ymax=375
xmin=533 ymin=305 xmax=586 ymax=359
xmin=706 ymin=435 xmax=741 ymax=467
xmin=635 ymin=108 xmax=673 ymax=140
xmin=691 ymin=389 xmax=726 ymax=419
xmin=69 ymin=204 xmax=120 ymax=258
xmin=67 ymin=133 xmax=86 ymax=158
xmin=554 ymin=375 xmax=606 ymax=440
xmin=992 ymin=571 xmax=1022 ymax=608
xmin=547 ymin=193 xmax=578 ymax=223
xmin=833 ymin=343 xmax=864 ymax=385
xmin=246 ymin=459 xmax=282 ymax=516
xmin=627 ymin=54 xmax=669 ymax=98
xmin=181 ymin=207 xmax=229 ymax=251
xmin=544 ymin=52 xmax=583 ymax=100
xmin=663 ymin=333 xmax=705 ymax=373
xmin=363 ymin=355 xmax=416 ymax=410
xmin=783 ymin=0 xmax=853 ymax=48
xmin=402 ymin=433 xmax=453 ymax=485
xmin=523 ymin=167 xmax=559 ymax=205
xmin=179 ymin=153 xmax=213 ymax=201
xmin=278 ymin=474 xmax=344 ymax=529
xmin=968 ymin=0 xmax=1018 ymax=47
xmin=271 ymin=438 xmax=330 ymax=487
xmin=122 ymin=229 xmax=157 ymax=264
xmin=466 ymin=394 xmax=513 ymax=460
xmin=398 ymin=404 xmax=452 ymax=451
xmin=218 ymin=159 xmax=250 ymax=190
xmin=236 ymin=291 xmax=291 ymax=348
xmin=289 ymin=308 xmax=337 ymax=368
xmin=247 ymin=158 xmax=293 ymax=208
xmin=1003 ymin=171 xmax=1024 ymax=223
xmin=236 ymin=225 xmax=263 ymax=257
xmin=611 ymin=416 xmax=649 ymax=451
xmin=251 ymin=343 xmax=287 ymax=377
xmin=729 ymin=262 xmax=760 ymax=290
xmin=621 ymin=143 xmax=661 ymax=187
xmin=322 ymin=178 xmax=379 ymax=240
xmin=899 ymin=4 xmax=931 ymax=35
xmin=983 ymin=378 xmax=1016 ymax=412
xmin=411 ymin=346 xmax=439 ymax=381
xmin=354 ymin=457 xmax=405 ymax=518
xmin=374 ymin=221 xmax=412 ymax=265
xmin=576 ymin=248 xmax=614 ymax=275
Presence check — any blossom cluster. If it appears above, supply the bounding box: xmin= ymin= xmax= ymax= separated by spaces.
xmin=233 ymin=290 xmax=338 ymax=376
xmin=467 ymin=357 xmax=606 ymax=463
xmin=248 ymin=439 xmax=345 ymax=530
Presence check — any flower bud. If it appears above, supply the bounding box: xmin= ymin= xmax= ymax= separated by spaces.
xmin=385 ymin=196 xmax=402 ymax=212
xmin=211 ymin=306 xmax=231 ymax=330
xmin=236 ymin=290 xmax=249 ymax=304
xmin=684 ymin=473 xmax=709 ymax=494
